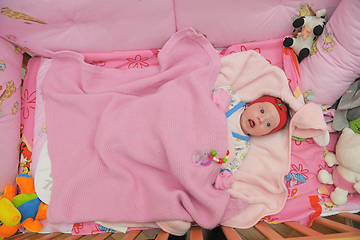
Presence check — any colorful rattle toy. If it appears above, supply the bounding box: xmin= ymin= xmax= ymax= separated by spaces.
xmin=193 ymin=149 xmax=230 ymax=166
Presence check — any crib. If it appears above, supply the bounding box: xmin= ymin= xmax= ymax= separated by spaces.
xmin=1 ymin=0 xmax=360 ymax=240
xmin=6 ymin=213 xmax=360 ymax=239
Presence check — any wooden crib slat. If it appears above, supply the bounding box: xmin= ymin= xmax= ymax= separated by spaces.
xmin=64 ymin=235 xmax=84 ymax=240
xmin=9 ymin=233 xmax=37 ymax=240
xmin=286 ymin=231 xmax=360 ymax=240
xmin=285 ymin=232 xmax=360 ymax=240
xmin=221 ymin=226 xmax=243 ymax=240
xmin=314 ymin=217 xmax=360 ymax=233
xmin=190 ymin=226 xmax=203 ymax=240
xmin=338 ymin=212 xmax=360 ymax=223
xmin=284 ymin=221 xmax=323 ymax=236
xmin=121 ymin=230 xmax=141 ymax=240
xmin=254 ymin=222 xmax=284 ymax=239
xmin=35 ymin=232 xmax=64 ymax=240
xmin=91 ymin=233 xmax=113 ymax=240
xmin=155 ymin=230 xmax=170 ymax=240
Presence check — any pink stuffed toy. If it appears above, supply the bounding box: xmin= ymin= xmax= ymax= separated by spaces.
xmin=318 ymin=128 xmax=360 ymax=205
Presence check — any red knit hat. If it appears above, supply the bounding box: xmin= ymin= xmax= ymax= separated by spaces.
xmin=249 ymin=96 xmax=288 ymax=134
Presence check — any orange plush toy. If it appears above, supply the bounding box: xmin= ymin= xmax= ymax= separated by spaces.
xmin=0 ymin=174 xmax=48 ymax=240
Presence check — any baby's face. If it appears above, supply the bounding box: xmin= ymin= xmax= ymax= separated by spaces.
xmin=240 ymin=102 xmax=280 ymax=136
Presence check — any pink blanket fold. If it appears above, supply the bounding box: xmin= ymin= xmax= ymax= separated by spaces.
xmin=214 ymin=50 xmax=329 ymax=228
xmin=42 ymin=28 xmax=246 ymax=229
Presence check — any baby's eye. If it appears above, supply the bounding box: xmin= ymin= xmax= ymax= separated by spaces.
xmin=266 ymin=122 xmax=271 ymax=127
xmin=260 ymin=108 xmax=264 ymax=114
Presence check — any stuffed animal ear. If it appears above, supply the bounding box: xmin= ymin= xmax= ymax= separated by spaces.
xmin=313 ymin=131 xmax=330 ymax=147
xmin=3 ymin=184 xmax=16 ymax=200
xmin=16 ymin=174 xmax=36 ymax=195
xmin=316 ymin=9 xmax=327 ymax=18
xmin=342 ymin=127 xmax=354 ymax=135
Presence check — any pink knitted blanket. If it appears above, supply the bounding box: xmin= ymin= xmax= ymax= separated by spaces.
xmin=42 ymin=28 xmax=246 ymax=229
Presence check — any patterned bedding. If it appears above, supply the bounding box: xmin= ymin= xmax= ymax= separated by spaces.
xmin=1 ymin=0 xmax=359 ymax=236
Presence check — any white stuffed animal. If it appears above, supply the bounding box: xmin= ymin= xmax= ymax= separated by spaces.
xmin=318 ymin=128 xmax=360 ymax=205
xmin=283 ymin=9 xmax=326 ymax=63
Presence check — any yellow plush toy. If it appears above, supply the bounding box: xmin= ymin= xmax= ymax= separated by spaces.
xmin=0 ymin=174 xmax=48 ymax=240
xmin=0 ymin=186 xmax=20 ymax=240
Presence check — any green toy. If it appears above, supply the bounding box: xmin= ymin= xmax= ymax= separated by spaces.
xmin=349 ymin=117 xmax=360 ymax=134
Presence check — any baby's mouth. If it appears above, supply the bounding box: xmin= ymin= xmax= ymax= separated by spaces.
xmin=249 ymin=119 xmax=255 ymax=128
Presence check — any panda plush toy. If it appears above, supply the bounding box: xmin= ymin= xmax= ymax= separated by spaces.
xmin=283 ymin=9 xmax=326 ymax=63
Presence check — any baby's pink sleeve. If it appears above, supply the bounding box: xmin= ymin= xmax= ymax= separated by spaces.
xmin=212 ymin=89 xmax=232 ymax=113
xmin=214 ymin=170 xmax=235 ymax=190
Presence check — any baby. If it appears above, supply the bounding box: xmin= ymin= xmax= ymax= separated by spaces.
xmin=212 ymin=86 xmax=290 ymax=190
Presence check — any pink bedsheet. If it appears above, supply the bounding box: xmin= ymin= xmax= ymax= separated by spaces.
xmin=42 ymin=28 xmax=247 ymax=230
xmin=266 ymin=134 xmax=338 ymax=226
